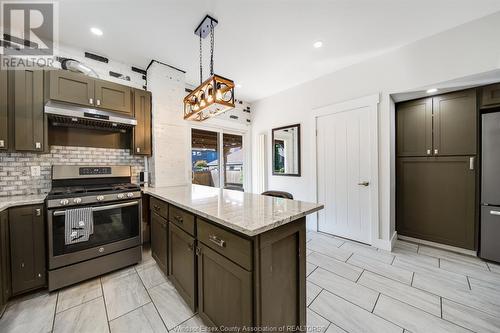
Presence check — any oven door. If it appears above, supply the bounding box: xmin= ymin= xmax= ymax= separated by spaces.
xmin=48 ymin=199 xmax=142 ymax=269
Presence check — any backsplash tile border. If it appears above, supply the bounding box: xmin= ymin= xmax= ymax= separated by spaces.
xmin=0 ymin=146 xmax=145 ymax=197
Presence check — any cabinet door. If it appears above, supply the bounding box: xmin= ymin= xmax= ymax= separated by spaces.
xmin=133 ymin=89 xmax=152 ymax=155
xmin=197 ymin=244 xmax=252 ymax=328
xmin=396 ymin=98 xmax=432 ymax=157
xmin=9 ymin=205 xmax=46 ymax=295
xmin=396 ymin=157 xmax=476 ymax=249
xmin=480 ymin=83 xmax=500 ymax=108
xmin=433 ymin=90 xmax=477 ymax=156
xmin=151 ymin=212 xmax=168 ymax=274
xmin=13 ymin=70 xmax=44 ymax=152
xmin=0 ymin=210 xmax=11 ymax=314
xmin=95 ymin=80 xmax=132 ymax=114
xmin=0 ymin=69 xmax=8 ymax=150
xmin=47 ymin=70 xmax=95 ymax=107
xmin=168 ymin=222 xmax=196 ymax=311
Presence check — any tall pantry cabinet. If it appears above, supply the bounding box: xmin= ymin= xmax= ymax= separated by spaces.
xmin=396 ymin=89 xmax=477 ymax=250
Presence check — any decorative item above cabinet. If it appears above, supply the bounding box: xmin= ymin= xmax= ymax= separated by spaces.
xmin=45 ymin=69 xmax=133 ymax=116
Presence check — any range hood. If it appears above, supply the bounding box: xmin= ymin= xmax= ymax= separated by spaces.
xmin=45 ymin=101 xmax=137 ymax=133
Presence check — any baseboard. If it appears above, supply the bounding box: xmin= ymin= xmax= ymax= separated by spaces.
xmin=371 ymin=233 xmax=396 ymax=252
xmin=398 ymin=235 xmax=477 ymax=257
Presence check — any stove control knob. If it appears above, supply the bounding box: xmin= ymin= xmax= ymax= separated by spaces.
xmin=96 ymin=195 xmax=105 ymax=201
xmin=73 ymin=198 xmax=82 ymax=204
xmin=60 ymin=199 xmax=69 ymax=206
xmin=117 ymin=193 xmax=125 ymax=199
xmin=127 ymin=192 xmax=134 ymax=198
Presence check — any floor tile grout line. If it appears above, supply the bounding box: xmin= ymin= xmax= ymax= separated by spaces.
xmin=308 ymin=287 xmax=325 ymax=307
xmin=308 ymin=305 xmax=335 ymax=329
xmin=371 ymin=293 xmax=381 ymax=313
xmin=54 ymin=293 xmax=104 ymax=316
xmin=355 ymin=269 xmax=365 ymax=283
xmin=410 ymin=272 xmax=415 ymax=286
xmin=50 ymin=291 xmax=59 ymax=333
xmin=135 ymin=263 xmax=171 ymax=331
xmin=171 ymin=313 xmax=198 ymax=331
xmin=307 ymin=265 xmax=319 ymax=278
xmin=99 ymin=277 xmax=113 ymax=333
xmin=466 ymin=276 xmax=471 ymax=290
xmin=440 ymin=297 xmax=443 ymax=318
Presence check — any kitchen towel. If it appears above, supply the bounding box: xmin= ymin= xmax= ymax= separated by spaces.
xmin=65 ymin=207 xmax=94 ymax=245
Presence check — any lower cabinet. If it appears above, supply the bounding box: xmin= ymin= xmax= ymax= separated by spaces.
xmin=151 ymin=212 xmax=168 ymax=274
xmin=396 ymin=157 xmax=476 ymax=249
xmin=197 ymin=243 xmax=253 ymax=328
xmin=168 ymin=222 xmax=196 ymax=311
xmin=0 ymin=210 xmax=11 ymax=316
xmin=9 ymin=205 xmax=46 ymax=295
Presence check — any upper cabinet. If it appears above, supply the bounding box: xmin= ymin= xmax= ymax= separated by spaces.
xmin=47 ymin=70 xmax=94 ymax=107
xmin=95 ymin=80 xmax=132 ymax=114
xmin=480 ymin=83 xmax=500 ymax=109
xmin=13 ymin=70 xmax=45 ymax=152
xmin=396 ymin=89 xmax=476 ymax=157
xmin=0 ymin=69 xmax=8 ymax=150
xmin=133 ymin=89 xmax=152 ymax=155
xmin=46 ymin=70 xmax=133 ymax=115
xmin=396 ymin=98 xmax=432 ymax=157
xmin=433 ymin=90 xmax=476 ymax=156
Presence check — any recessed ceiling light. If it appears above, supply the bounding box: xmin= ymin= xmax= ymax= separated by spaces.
xmin=313 ymin=41 xmax=323 ymax=48
xmin=90 ymin=27 xmax=103 ymax=36
xmin=426 ymin=88 xmax=438 ymax=93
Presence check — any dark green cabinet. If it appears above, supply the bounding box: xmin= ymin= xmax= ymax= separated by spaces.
xmin=9 ymin=205 xmax=46 ymax=295
xmin=168 ymin=222 xmax=196 ymax=311
xmin=396 ymin=98 xmax=432 ymax=157
xmin=0 ymin=69 xmax=8 ymax=150
xmin=151 ymin=212 xmax=168 ymax=274
xmin=133 ymin=89 xmax=152 ymax=155
xmin=433 ymin=90 xmax=476 ymax=156
xmin=13 ymin=70 xmax=45 ymax=152
xmin=95 ymin=80 xmax=132 ymax=115
xmin=396 ymin=157 xmax=476 ymax=249
xmin=47 ymin=70 xmax=95 ymax=107
xmin=197 ymin=243 xmax=252 ymax=328
xmin=0 ymin=210 xmax=10 ymax=317
xmin=480 ymin=83 xmax=500 ymax=108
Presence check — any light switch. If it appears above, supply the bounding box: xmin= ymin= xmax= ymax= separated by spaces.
xmin=31 ymin=166 xmax=41 ymax=177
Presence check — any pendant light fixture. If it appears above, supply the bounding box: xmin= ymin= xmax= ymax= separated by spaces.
xmin=184 ymin=15 xmax=235 ymax=121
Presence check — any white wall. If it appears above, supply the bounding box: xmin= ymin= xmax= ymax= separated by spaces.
xmin=251 ymin=12 xmax=500 ymax=247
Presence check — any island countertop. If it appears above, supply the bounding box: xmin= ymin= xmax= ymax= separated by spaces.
xmin=143 ymin=184 xmax=323 ymax=236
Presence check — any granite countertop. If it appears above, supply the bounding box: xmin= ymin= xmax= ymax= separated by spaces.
xmin=0 ymin=194 xmax=47 ymax=212
xmin=143 ymin=184 xmax=324 ymax=236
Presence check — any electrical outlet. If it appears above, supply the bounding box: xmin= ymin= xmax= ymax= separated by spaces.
xmin=31 ymin=166 xmax=41 ymax=177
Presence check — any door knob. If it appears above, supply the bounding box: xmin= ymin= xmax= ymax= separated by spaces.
xmin=358 ymin=181 xmax=370 ymax=186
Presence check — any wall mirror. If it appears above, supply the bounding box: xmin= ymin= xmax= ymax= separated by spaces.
xmin=272 ymin=124 xmax=301 ymax=176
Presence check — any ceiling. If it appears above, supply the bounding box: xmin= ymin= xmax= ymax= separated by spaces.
xmin=56 ymin=0 xmax=500 ymax=102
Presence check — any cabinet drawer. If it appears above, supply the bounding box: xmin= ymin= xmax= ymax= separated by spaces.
xmin=197 ymin=218 xmax=252 ymax=271
xmin=169 ymin=205 xmax=195 ymax=236
xmin=150 ymin=197 xmax=168 ymax=220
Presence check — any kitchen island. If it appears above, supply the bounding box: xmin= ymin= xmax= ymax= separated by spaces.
xmin=142 ymin=184 xmax=323 ymax=331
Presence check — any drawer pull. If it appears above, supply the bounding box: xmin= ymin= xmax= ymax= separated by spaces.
xmin=209 ymin=235 xmax=226 ymax=248
xmin=153 ymin=205 xmax=160 ymax=211
xmin=490 ymin=210 xmax=500 ymax=216
xmin=188 ymin=243 xmax=194 ymax=252
xmin=173 ymin=215 xmax=183 ymax=224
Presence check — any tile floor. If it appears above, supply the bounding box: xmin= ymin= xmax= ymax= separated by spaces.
xmin=1 ymin=233 xmax=500 ymax=332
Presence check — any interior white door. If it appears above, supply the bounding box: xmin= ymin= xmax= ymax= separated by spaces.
xmin=317 ymin=106 xmax=372 ymax=244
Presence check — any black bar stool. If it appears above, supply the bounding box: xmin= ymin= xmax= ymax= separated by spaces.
xmin=261 ymin=191 xmax=293 ymax=199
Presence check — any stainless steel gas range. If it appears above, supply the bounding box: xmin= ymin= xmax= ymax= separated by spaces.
xmin=46 ymin=165 xmax=142 ymax=291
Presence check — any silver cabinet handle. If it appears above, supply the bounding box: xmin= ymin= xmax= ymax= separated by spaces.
xmin=209 ymin=235 xmax=226 ymax=248
xmin=490 ymin=211 xmax=500 ymax=216
xmin=0 ymin=140 xmax=4 ymax=148
xmin=89 ymin=98 xmax=93 ymax=104
xmin=426 ymin=149 xmax=431 ymax=155
xmin=53 ymin=201 xmax=138 ymax=216
xmin=137 ymin=147 xmax=141 ymax=153
xmin=434 ymin=149 xmax=439 ymax=155
xmin=35 ymin=208 xmax=41 ymax=216
xmin=35 ymin=142 xmax=41 ymax=149
xmin=469 ymin=157 xmax=475 ymax=170
xmin=173 ymin=215 xmax=183 ymax=224
xmin=358 ymin=181 xmax=370 ymax=186
xmin=96 ymin=99 xmax=101 ymax=106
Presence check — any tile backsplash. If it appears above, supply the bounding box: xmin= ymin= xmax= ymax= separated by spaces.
xmin=0 ymin=146 xmax=145 ymax=197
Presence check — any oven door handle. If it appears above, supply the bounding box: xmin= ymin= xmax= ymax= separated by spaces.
xmin=53 ymin=201 xmax=139 ymax=216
